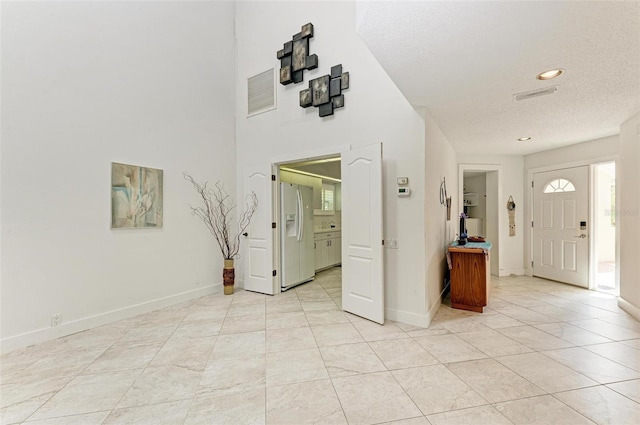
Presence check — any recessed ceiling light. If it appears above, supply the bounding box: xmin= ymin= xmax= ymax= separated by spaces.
xmin=537 ymin=68 xmax=564 ymax=80
xmin=518 ymin=137 xmax=531 ymax=141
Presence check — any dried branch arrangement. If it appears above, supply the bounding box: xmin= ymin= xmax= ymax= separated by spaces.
xmin=184 ymin=173 xmax=258 ymax=260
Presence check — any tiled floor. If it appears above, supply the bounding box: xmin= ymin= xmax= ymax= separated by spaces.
xmin=2 ymin=269 xmax=640 ymax=424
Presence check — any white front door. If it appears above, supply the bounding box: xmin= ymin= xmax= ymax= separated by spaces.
xmin=242 ymin=165 xmax=275 ymax=295
xmin=341 ymin=143 xmax=384 ymax=324
xmin=533 ymin=166 xmax=589 ymax=287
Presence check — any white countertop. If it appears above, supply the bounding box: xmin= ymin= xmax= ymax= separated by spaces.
xmin=314 ymin=227 xmax=341 ymax=234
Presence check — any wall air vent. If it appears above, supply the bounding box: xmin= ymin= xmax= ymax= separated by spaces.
xmin=513 ymin=86 xmax=557 ymax=102
xmin=248 ymin=68 xmax=276 ymax=117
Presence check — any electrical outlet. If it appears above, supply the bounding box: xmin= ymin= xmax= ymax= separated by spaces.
xmin=51 ymin=313 xmax=62 ymax=327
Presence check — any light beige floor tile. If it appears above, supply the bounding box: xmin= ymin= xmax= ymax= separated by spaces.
xmin=470 ymin=313 xmax=525 ymax=329
xmin=554 ymin=386 xmax=640 ymax=425
xmin=266 ymin=380 xmax=346 ymax=425
xmin=542 ymin=347 xmax=640 ymax=384
xmin=148 ymin=335 xmax=215 ymax=371
xmin=103 ymin=400 xmax=191 ymax=425
xmin=496 ymin=352 xmax=598 ymax=393
xmin=301 ymin=300 xmax=340 ymax=312
xmin=0 ymin=377 xmax=73 ymax=424
xmin=172 ymin=319 xmax=223 ymax=338
xmin=368 ymin=338 xmax=438 ymax=370
xmin=493 ymin=306 xmax=557 ymax=325
xmin=265 ymin=311 xmax=309 ymax=329
xmin=413 ymin=334 xmax=488 ymax=363
xmin=27 ymin=370 xmax=141 ymax=421
xmin=381 ymin=417 xmax=430 ymax=425
xmin=447 ymin=359 xmax=545 ymax=403
xmin=457 ymin=329 xmax=534 ymax=357
xmin=622 ymin=339 xmax=640 ymax=350
xmin=495 ymin=394 xmax=595 ymax=425
xmin=185 ymin=387 xmax=265 ymax=425
xmin=332 ymin=372 xmax=422 ymax=425
xmin=392 ymin=365 xmax=487 ymax=416
xmin=220 ymin=313 xmax=266 ymax=334
xmin=606 ymin=379 xmax=640 ymax=403
xmin=311 ymin=323 xmax=364 ymax=347
xmin=598 ymin=315 xmax=640 ymax=332
xmin=320 ymin=343 xmax=387 ymax=377
xmin=266 ymin=327 xmax=317 ymax=352
xmin=266 ymin=348 xmax=327 ymax=386
xmin=583 ymin=341 xmax=640 ymax=371
xmin=23 ymin=411 xmax=111 ymax=425
xmin=198 ymin=355 xmax=265 ymax=397
xmin=497 ymin=326 xmax=574 ymax=351
xmin=570 ymin=319 xmax=640 ymax=341
xmin=230 ymin=289 xmax=268 ymax=305
xmin=4 ymin=348 xmax=106 ymax=384
xmin=82 ymin=343 xmax=162 ymax=374
xmin=211 ymin=331 xmax=265 ymax=359
xmin=227 ymin=302 xmax=265 ymax=317
xmin=427 ymin=405 xmax=513 ymax=425
xmin=116 ymin=365 xmax=202 ymax=408
xmin=304 ymin=310 xmax=350 ymax=326
xmin=405 ymin=328 xmax=451 ymax=338
xmin=528 ymin=304 xmax=592 ymax=322
xmin=432 ymin=317 xmax=492 ymax=334
xmin=265 ymin=301 xmax=303 ymax=314
xmin=351 ymin=320 xmax=409 ymax=341
xmin=533 ymin=323 xmax=612 ymax=346
xmin=115 ymin=323 xmax=178 ymax=347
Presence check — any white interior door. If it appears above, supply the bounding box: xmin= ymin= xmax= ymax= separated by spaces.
xmin=533 ymin=166 xmax=589 ymax=287
xmin=243 ymin=165 xmax=275 ymax=295
xmin=341 ymin=143 xmax=384 ymax=324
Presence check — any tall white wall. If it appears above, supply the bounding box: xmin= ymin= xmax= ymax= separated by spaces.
xmin=235 ymin=1 xmax=427 ymax=325
xmin=425 ymin=112 xmax=458 ymax=319
xmin=618 ymin=113 xmax=640 ymax=318
xmin=1 ymin=1 xmax=237 ymax=352
xmin=458 ymin=155 xmax=525 ymax=275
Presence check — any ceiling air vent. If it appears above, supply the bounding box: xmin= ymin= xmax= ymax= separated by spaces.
xmin=248 ymin=68 xmax=276 ymax=117
xmin=513 ymin=86 xmax=557 ymax=102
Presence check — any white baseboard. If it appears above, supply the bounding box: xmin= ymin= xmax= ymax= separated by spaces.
xmin=1 ymin=284 xmax=221 ymax=355
xmin=386 ymin=307 xmax=432 ymax=329
xmin=499 ymin=269 xmax=525 ymax=277
xmin=619 ymin=297 xmax=640 ymax=322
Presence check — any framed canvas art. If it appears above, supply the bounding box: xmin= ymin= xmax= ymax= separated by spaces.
xmin=111 ymin=162 xmax=163 ymax=228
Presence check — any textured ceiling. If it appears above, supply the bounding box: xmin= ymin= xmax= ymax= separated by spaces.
xmin=356 ymin=1 xmax=640 ymax=155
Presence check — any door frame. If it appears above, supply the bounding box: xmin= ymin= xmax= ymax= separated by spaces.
xmin=269 ymin=144 xmax=350 ymax=295
xmin=526 ymin=156 xmax=620 ymax=290
xmin=458 ymin=163 xmax=503 ymax=275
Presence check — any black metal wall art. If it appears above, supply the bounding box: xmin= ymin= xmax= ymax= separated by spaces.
xmin=300 ymin=64 xmax=349 ymax=117
xmin=277 ymin=23 xmax=318 ymax=85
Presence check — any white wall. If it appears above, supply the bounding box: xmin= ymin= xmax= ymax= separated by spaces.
xmin=486 ymin=171 xmax=500 ymax=275
xmin=425 ymin=112 xmax=458 ymax=319
xmin=235 ymin=1 xmax=428 ymax=325
xmin=1 ymin=1 xmax=237 ymax=352
xmin=618 ymin=113 xmax=640 ymax=319
xmin=458 ymin=155 xmax=525 ymax=275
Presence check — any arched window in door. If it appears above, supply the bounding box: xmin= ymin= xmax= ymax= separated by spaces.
xmin=543 ymin=178 xmax=576 ymax=193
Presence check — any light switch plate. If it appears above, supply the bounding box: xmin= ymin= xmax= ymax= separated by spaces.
xmin=397 ymin=177 xmax=409 ymax=185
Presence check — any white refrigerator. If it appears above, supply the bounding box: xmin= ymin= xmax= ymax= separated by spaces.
xmin=280 ymin=183 xmax=315 ymax=291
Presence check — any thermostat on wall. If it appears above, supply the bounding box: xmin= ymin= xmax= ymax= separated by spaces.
xmin=397 ymin=187 xmax=411 ymax=197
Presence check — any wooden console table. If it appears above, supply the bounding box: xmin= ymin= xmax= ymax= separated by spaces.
xmin=447 ymin=241 xmax=492 ymax=313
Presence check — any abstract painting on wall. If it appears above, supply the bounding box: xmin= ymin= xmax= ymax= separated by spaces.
xmin=111 ymin=162 xmax=163 ymax=228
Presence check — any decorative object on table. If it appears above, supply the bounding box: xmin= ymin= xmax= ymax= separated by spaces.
xmin=301 ymin=64 xmax=350 ymax=117
xmin=277 ymin=22 xmax=318 ymax=85
xmin=458 ymin=213 xmax=468 ymax=245
xmin=111 ymin=162 xmax=163 ymax=229
xmin=507 ymin=195 xmax=516 ymax=236
xmin=184 ymin=173 xmax=258 ymax=295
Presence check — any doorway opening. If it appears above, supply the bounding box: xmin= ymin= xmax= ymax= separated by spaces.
xmin=459 ymin=165 xmax=501 ymax=276
xmin=277 ymin=156 xmax=343 ymax=308
xmin=593 ymin=162 xmax=617 ymax=295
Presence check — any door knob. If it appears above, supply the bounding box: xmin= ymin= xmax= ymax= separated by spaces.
xmin=242 ymin=232 xmax=248 ymax=237
xmin=573 ymin=234 xmax=587 ymax=238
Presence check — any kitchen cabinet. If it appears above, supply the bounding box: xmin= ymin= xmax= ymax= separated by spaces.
xmin=314 ymin=231 xmax=342 ymax=271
